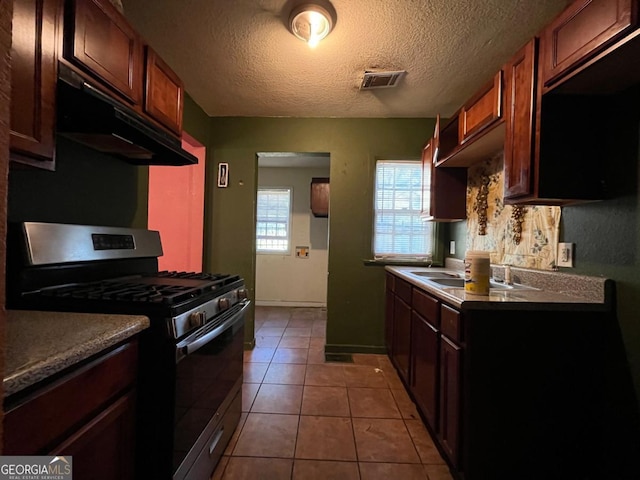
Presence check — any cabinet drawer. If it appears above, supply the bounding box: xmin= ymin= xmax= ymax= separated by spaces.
xmin=458 ymin=71 xmax=503 ymax=143
xmin=412 ymin=288 xmax=439 ymax=327
xmin=541 ymin=0 xmax=636 ymax=88
xmin=4 ymin=341 xmax=138 ymax=454
xmin=440 ymin=304 xmax=462 ymax=343
xmin=395 ymin=277 xmax=412 ymax=305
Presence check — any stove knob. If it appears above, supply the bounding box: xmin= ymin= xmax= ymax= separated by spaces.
xmin=219 ymin=297 xmax=230 ymax=311
xmin=189 ymin=311 xmax=206 ymax=328
xmin=237 ymin=288 xmax=248 ymax=300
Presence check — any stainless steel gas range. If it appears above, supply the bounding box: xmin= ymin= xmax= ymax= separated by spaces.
xmin=7 ymin=222 xmax=248 ymax=480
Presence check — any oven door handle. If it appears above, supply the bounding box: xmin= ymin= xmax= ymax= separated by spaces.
xmin=177 ymin=300 xmax=250 ymax=359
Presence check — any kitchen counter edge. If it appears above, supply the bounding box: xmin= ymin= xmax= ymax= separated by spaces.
xmin=386 ymin=266 xmax=613 ymax=312
xmin=4 ymin=310 xmax=150 ymax=397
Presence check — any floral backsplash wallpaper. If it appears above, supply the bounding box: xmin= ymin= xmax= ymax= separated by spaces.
xmin=465 ymin=154 xmax=561 ymax=270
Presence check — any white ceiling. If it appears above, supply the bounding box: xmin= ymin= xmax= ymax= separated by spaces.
xmin=122 ymin=0 xmax=571 ymax=118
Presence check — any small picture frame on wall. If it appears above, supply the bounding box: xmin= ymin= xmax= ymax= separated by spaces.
xmin=217 ymin=163 xmax=229 ymax=188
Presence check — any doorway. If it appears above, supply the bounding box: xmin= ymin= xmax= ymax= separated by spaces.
xmin=255 ymin=152 xmax=330 ymax=307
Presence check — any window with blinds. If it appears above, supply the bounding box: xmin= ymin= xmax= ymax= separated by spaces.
xmin=373 ymin=160 xmax=433 ymax=258
xmin=256 ymin=187 xmax=292 ymax=253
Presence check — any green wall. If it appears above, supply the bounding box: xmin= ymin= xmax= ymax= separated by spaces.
xmin=182 ymin=94 xmax=211 ymax=147
xmin=205 ymin=117 xmax=434 ymax=349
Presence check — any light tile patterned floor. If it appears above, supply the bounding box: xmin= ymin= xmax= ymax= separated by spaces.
xmin=211 ymin=306 xmax=454 ymax=480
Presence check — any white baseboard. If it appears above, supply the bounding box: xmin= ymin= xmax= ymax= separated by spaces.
xmin=255 ymin=300 xmax=327 ymax=308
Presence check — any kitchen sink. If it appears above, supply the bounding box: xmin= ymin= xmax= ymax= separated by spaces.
xmin=427 ymin=277 xmax=535 ymax=290
xmin=411 ymin=271 xmax=459 ymax=278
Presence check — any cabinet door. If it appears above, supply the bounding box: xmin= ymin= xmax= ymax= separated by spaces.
xmin=385 ymin=280 xmax=395 ymax=355
xmin=392 ymin=297 xmax=411 ymax=385
xmin=52 ymin=392 xmax=135 ymax=480
xmin=422 ymin=122 xmax=467 ymax=221
xmin=10 ymin=0 xmax=59 ymax=169
xmin=411 ymin=312 xmax=439 ymax=429
xmin=504 ymin=39 xmax=537 ymax=199
xmin=310 ymin=177 xmax=330 ymax=217
xmin=439 ymin=335 xmax=462 ymax=469
xmin=144 ymin=46 xmax=184 ymax=135
xmin=68 ymin=0 xmax=143 ymax=103
xmin=458 ymin=71 xmax=503 ymax=143
xmin=420 ymin=140 xmax=434 ymax=217
xmin=541 ymin=0 xmax=636 ymax=88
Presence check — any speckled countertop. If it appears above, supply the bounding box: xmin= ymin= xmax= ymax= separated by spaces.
xmin=4 ymin=310 xmax=150 ymax=397
xmin=387 ymin=259 xmax=614 ymax=311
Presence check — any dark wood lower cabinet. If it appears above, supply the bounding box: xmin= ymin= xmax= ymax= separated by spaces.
xmin=385 ymin=271 xmax=610 ymax=479
xmin=438 ymin=335 xmax=462 ymax=469
xmin=385 ymin=286 xmax=394 ymax=355
xmin=392 ymin=297 xmax=411 ymax=385
xmin=410 ymin=312 xmax=439 ymax=428
xmin=53 ymin=392 xmax=135 ymax=480
xmin=3 ymin=340 xmax=139 ymax=478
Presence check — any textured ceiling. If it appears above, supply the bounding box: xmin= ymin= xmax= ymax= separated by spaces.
xmin=122 ymin=0 xmax=571 ymax=118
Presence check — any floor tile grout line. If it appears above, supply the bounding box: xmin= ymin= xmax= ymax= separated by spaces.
xmin=237 ymin=308 xmax=443 ymax=477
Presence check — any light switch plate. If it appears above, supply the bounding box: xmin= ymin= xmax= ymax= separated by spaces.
xmin=449 ymin=241 xmax=456 ymax=255
xmin=557 ymin=242 xmax=574 ymax=267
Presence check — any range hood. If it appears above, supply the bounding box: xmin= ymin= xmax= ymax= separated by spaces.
xmin=56 ymin=65 xmax=197 ymax=166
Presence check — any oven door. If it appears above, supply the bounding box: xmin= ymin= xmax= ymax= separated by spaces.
xmin=173 ymin=299 xmax=249 ymax=480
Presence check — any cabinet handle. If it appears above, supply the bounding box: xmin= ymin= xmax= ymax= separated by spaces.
xmin=209 ymin=426 xmax=225 ymax=455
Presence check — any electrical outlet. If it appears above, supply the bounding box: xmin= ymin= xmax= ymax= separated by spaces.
xmin=449 ymin=241 xmax=456 ymax=255
xmin=557 ymin=242 xmax=574 ymax=267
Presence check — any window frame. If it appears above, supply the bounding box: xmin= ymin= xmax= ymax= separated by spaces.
xmin=256 ymin=186 xmax=293 ymax=255
xmin=372 ymin=159 xmax=435 ymax=261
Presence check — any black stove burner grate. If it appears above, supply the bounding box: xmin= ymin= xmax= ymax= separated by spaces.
xmin=40 ymin=280 xmax=196 ymax=304
xmin=156 ymin=271 xmax=235 ymax=281
xmin=34 ymin=272 xmax=242 ymax=306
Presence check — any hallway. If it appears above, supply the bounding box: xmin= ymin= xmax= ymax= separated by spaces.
xmin=212 ymin=306 xmax=454 ymax=480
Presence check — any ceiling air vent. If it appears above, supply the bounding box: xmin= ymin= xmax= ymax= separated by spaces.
xmin=360 ymin=70 xmax=407 ymax=90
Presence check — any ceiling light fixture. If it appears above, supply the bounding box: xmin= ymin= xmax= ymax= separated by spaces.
xmin=288 ymin=3 xmax=335 ymax=48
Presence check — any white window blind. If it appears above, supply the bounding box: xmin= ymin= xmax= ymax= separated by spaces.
xmin=256 ymin=187 xmax=292 ymax=253
xmin=373 ymin=160 xmax=433 ymax=258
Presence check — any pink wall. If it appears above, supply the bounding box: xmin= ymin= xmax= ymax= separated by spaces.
xmin=147 ymin=132 xmax=205 ymax=272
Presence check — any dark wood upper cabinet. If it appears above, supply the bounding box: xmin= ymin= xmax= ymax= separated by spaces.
xmin=541 ymin=0 xmax=638 ymax=90
xmin=144 ymin=46 xmax=184 ymax=135
xmin=66 ymin=0 xmax=143 ymax=104
xmin=421 ymin=116 xmax=467 ymax=221
xmin=459 ymin=71 xmax=503 ymax=144
xmin=504 ymin=39 xmax=537 ymax=199
xmin=437 ymin=72 xmax=506 ymax=167
xmin=10 ymin=0 xmax=60 ymax=170
xmin=310 ymin=177 xmax=329 ymax=217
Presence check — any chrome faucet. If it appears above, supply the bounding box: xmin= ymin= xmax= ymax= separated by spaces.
xmin=504 ymin=265 xmax=513 ymax=285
